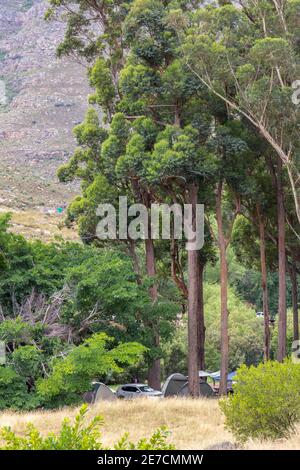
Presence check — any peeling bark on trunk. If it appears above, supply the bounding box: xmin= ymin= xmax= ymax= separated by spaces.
xmin=277 ymin=157 xmax=287 ymax=362
xmin=257 ymin=205 xmax=270 ymax=362
xmin=216 ymin=181 xmax=229 ymax=396
xmin=187 ymin=183 xmax=200 ymax=397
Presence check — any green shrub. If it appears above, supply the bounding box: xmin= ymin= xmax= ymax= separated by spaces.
xmin=37 ymin=333 xmax=146 ymax=407
xmin=11 ymin=345 xmax=43 ymax=380
xmin=0 ymin=405 xmax=175 ymax=450
xmin=0 ymin=367 xmax=39 ymax=410
xmin=220 ymin=361 xmax=300 ymax=442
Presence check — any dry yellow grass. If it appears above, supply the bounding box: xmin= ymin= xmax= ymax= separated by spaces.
xmin=0 ymin=207 xmax=79 ymax=242
xmin=0 ymin=398 xmax=299 ymax=450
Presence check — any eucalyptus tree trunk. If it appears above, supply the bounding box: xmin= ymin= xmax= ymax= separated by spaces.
xmin=128 ymin=238 xmax=142 ymax=285
xmin=289 ymin=259 xmax=299 ymax=342
xmin=187 ymin=183 xmax=200 ymax=397
xmin=215 ymin=181 xmax=229 ymax=396
xmin=171 ymin=229 xmax=206 ymax=370
xmin=198 ymin=262 xmax=205 ymax=371
xmin=277 ymin=157 xmax=287 ymax=362
xmin=257 ymin=205 xmax=270 ymax=361
xmin=130 ymin=237 xmax=161 ymax=386
xmin=145 ymin=236 xmax=161 ymax=390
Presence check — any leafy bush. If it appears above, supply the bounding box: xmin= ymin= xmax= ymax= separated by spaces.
xmin=37 ymin=333 xmax=146 ymax=407
xmin=11 ymin=345 xmax=42 ymax=381
xmin=0 ymin=405 xmax=175 ymax=450
xmin=0 ymin=367 xmax=39 ymax=410
xmin=220 ymin=361 xmax=300 ymax=442
xmin=0 ymin=317 xmax=34 ymax=345
xmin=163 ymin=283 xmax=263 ymax=375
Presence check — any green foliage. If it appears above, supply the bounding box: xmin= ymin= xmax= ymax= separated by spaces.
xmin=0 ymin=217 xmax=178 ymax=408
xmin=220 ymin=361 xmax=300 ymax=442
xmin=31 ymin=0 xmax=300 ymax=411
xmin=62 ymin=250 xmax=177 ymax=351
xmin=0 ymin=404 xmax=174 ymax=450
xmin=37 ymin=333 xmax=146 ymax=406
xmin=0 ymin=317 xmax=34 ymax=345
xmin=114 ymin=426 xmax=175 ymax=450
xmin=11 ymin=345 xmax=42 ymax=381
xmin=144 ymin=125 xmax=217 ymax=185
xmin=89 ymin=59 xmax=116 ymax=118
xmin=183 ymin=0 xmax=300 ymax=220
xmin=163 ymin=283 xmax=263 ymax=374
xmin=0 ymin=214 xmax=104 ymax=311
xmin=58 ymin=108 xmax=107 ymax=185
xmin=0 ymin=367 xmax=39 ymax=410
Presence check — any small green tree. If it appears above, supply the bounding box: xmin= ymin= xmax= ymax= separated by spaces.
xmin=11 ymin=345 xmax=43 ymax=387
xmin=220 ymin=361 xmax=300 ymax=442
xmin=37 ymin=333 xmax=145 ymax=407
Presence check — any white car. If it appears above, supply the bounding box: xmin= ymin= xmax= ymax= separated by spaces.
xmin=116 ymin=384 xmax=163 ymax=399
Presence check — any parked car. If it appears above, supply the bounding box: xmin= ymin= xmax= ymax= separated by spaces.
xmin=116 ymin=384 xmax=163 ymax=399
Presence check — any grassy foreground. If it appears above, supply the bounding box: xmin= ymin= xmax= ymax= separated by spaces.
xmin=0 ymin=398 xmax=300 ymax=450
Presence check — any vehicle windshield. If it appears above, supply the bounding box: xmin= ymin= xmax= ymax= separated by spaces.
xmin=138 ymin=386 xmax=155 ymax=392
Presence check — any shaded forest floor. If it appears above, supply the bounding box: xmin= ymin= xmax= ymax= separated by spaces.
xmin=0 ymin=398 xmax=299 ymax=450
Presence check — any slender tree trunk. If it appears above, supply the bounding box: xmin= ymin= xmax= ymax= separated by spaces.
xmin=128 ymin=238 xmax=142 ymax=285
xmin=215 ymin=181 xmax=229 ymax=396
xmin=145 ymin=236 xmax=161 ymax=390
xmin=198 ymin=261 xmax=205 ymax=371
xmin=257 ymin=205 xmax=270 ymax=361
xmin=147 ymin=353 xmax=161 ymax=391
xmin=289 ymin=259 xmax=299 ymax=342
xmin=187 ymin=183 xmax=200 ymax=397
xmin=277 ymin=157 xmax=287 ymax=362
xmin=171 ymin=232 xmax=188 ymax=298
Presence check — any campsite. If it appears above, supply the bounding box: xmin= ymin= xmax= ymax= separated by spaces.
xmin=0 ymin=0 xmax=300 ymax=458
xmin=82 ymin=370 xmax=236 ymax=403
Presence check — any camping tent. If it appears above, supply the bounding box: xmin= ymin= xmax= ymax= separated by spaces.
xmin=94 ymin=383 xmax=117 ymax=402
xmin=162 ymin=373 xmax=215 ymax=398
xmin=83 ymin=382 xmax=116 ymax=404
xmin=208 ymin=371 xmax=237 ymax=382
xmin=199 ymin=371 xmax=213 ymax=378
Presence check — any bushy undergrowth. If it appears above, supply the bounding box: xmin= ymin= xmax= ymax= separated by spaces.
xmin=0 ymin=405 xmax=175 ymax=450
xmin=220 ymin=361 xmax=300 ymax=442
xmin=0 ymin=215 xmax=177 ymax=409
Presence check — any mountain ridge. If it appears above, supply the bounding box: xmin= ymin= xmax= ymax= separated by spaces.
xmin=0 ymin=0 xmax=90 ymax=212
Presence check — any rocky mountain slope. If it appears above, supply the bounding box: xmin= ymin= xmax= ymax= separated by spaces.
xmin=0 ymin=0 xmax=90 ymax=213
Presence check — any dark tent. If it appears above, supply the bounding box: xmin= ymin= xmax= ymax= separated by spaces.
xmin=162 ymin=373 xmax=215 ymax=398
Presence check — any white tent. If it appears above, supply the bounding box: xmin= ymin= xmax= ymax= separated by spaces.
xmin=94 ymin=383 xmax=117 ymax=402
